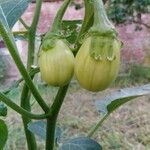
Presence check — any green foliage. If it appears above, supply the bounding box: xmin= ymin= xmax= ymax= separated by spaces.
xmin=107 ymin=0 xmax=150 ymax=24
xmin=92 ymin=84 xmax=150 ymax=137
xmin=130 ymin=65 xmax=150 ymax=81
xmin=0 ymin=0 xmax=31 ymax=28
xmin=61 ymin=20 xmax=82 ymax=44
xmin=96 ymin=84 xmax=150 ymax=114
xmin=0 ymin=119 xmax=8 ymax=149
xmin=59 ymin=137 xmax=102 ymax=150
xmin=115 ymin=65 xmax=150 ymax=87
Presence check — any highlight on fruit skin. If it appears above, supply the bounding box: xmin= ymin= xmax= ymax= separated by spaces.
xmin=38 ymin=39 xmax=74 ymax=87
xmin=74 ymin=36 xmax=121 ymax=92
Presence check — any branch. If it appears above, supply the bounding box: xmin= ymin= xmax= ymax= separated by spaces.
xmin=19 ymin=18 xmax=29 ymax=30
xmin=133 ymin=20 xmax=150 ymax=29
xmin=0 ymin=22 xmax=49 ymax=112
xmin=0 ymin=92 xmax=50 ymax=120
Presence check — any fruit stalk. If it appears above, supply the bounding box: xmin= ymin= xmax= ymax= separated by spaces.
xmin=91 ymin=0 xmax=115 ymax=33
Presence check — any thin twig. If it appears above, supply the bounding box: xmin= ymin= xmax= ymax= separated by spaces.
xmin=19 ymin=18 xmax=30 ymax=30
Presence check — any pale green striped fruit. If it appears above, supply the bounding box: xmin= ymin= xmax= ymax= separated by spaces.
xmin=75 ymin=36 xmax=120 ymax=92
xmin=38 ymin=40 xmax=74 ymax=87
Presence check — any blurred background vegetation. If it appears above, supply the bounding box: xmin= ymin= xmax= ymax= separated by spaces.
xmin=108 ymin=0 xmax=150 ymax=26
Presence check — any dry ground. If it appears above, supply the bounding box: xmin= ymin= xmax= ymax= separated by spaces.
xmin=2 ymin=82 xmax=150 ymax=150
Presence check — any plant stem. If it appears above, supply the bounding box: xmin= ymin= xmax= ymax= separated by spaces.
xmin=87 ymin=114 xmax=109 ymax=137
xmin=21 ymin=85 xmax=37 ymax=150
xmin=45 ymin=1 xmax=93 ymax=148
xmin=50 ymin=0 xmax=71 ymax=33
xmin=93 ymin=0 xmax=107 ymax=25
xmin=75 ymin=0 xmax=94 ymax=47
xmin=91 ymin=0 xmax=114 ymax=33
xmin=21 ymin=82 xmax=37 ymax=149
xmin=45 ymin=0 xmax=71 ymax=40
xmin=13 ymin=30 xmax=28 ymax=36
xmin=0 ymin=92 xmax=49 ymax=119
xmin=19 ymin=18 xmax=29 ymax=30
xmin=46 ymin=117 xmax=57 ymax=150
xmin=28 ymin=0 xmax=43 ymax=70
xmin=50 ymin=85 xmax=69 ymax=115
xmin=20 ymin=0 xmax=43 ymax=149
xmin=46 ymin=84 xmax=69 ymax=150
xmin=44 ymin=1 xmax=72 ymax=149
xmin=74 ymin=0 xmax=109 ymax=51
xmin=0 ymin=22 xmax=49 ymax=113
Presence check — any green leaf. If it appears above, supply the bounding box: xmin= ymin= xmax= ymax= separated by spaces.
xmin=61 ymin=20 xmax=82 ymax=44
xmin=95 ymin=84 xmax=150 ymax=114
xmin=59 ymin=137 xmax=102 ymax=150
xmin=28 ymin=121 xmax=62 ymax=141
xmin=14 ymin=33 xmax=28 ymax=41
xmin=0 ymin=102 xmax=7 ymax=117
xmin=107 ymin=0 xmax=150 ymax=25
xmin=0 ymin=119 xmax=8 ymax=149
xmin=28 ymin=121 xmax=46 ymax=140
xmin=0 ymin=0 xmax=31 ymax=28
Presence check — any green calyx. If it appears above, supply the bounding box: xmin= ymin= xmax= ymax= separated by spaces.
xmin=41 ymin=37 xmax=57 ymax=51
xmin=89 ymin=33 xmax=121 ymax=61
xmin=40 ymin=0 xmax=72 ymax=52
xmin=86 ymin=0 xmax=121 ymax=61
xmin=41 ymin=32 xmax=64 ymax=51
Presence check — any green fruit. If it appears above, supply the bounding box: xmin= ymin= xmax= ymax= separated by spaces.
xmin=38 ymin=39 xmax=74 ymax=87
xmin=75 ymin=36 xmax=120 ymax=92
